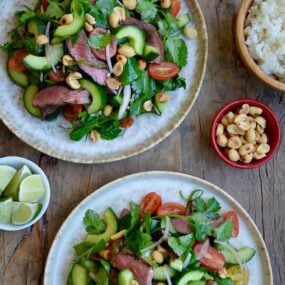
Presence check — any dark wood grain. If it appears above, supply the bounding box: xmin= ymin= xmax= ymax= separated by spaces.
xmin=0 ymin=1 xmax=284 ymax=284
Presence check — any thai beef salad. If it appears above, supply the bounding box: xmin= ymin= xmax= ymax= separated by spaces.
xmin=1 ymin=0 xmax=198 ymax=142
xmin=67 ymin=190 xmax=256 ymax=285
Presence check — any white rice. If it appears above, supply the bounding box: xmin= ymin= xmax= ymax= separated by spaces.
xmin=244 ymin=0 xmax=285 ymax=82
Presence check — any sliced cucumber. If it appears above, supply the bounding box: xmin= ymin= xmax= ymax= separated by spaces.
xmin=80 ymin=79 xmax=107 ymax=114
xmin=177 ymin=14 xmax=191 ymax=28
xmin=7 ymin=67 xmax=28 ymax=88
xmin=54 ymin=3 xmax=85 ymax=39
xmin=26 ymin=18 xmax=46 ymax=36
xmin=23 ymin=85 xmax=42 ymax=118
xmin=176 ymin=270 xmax=204 ymax=285
xmin=115 ymin=25 xmax=145 ymax=55
xmin=23 ymin=44 xmax=64 ymax=71
xmin=70 ymin=264 xmax=89 ymax=285
xmin=153 ymin=264 xmax=177 ymax=281
xmin=92 ymin=266 xmax=109 ymax=285
xmin=154 ymin=96 xmax=167 ymax=114
xmin=118 ymin=269 xmax=134 ymax=285
xmin=220 ymin=246 xmax=256 ymax=264
xmin=143 ymin=45 xmax=159 ymax=61
xmin=170 ymin=259 xmax=183 ymax=272
xmin=188 ymin=281 xmax=205 ymax=285
xmin=86 ymin=208 xmax=118 ymax=244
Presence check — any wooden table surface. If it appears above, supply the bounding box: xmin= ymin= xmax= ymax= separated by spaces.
xmin=1 ymin=1 xmax=284 ymax=284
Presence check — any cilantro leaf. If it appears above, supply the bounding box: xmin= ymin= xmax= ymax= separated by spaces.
xmin=193 ymin=196 xmax=221 ymax=219
xmin=96 ymin=0 xmax=115 ymax=15
xmin=167 ymin=233 xmax=194 ymax=256
xmin=120 ymin=58 xmax=142 ymax=85
xmin=165 ymin=37 xmax=188 ymax=67
xmin=158 ymin=13 xmax=180 ymax=38
xmin=189 ymin=212 xmax=213 ymax=241
xmin=16 ymin=10 xmax=37 ymax=23
xmin=214 ymin=276 xmax=234 ymax=285
xmin=126 ymin=231 xmax=152 ymax=254
xmin=125 ymin=202 xmax=140 ymax=236
xmin=135 ymin=0 xmax=157 ymax=22
xmin=213 ymin=221 xmax=233 ymax=241
xmin=88 ymin=34 xmax=112 ymax=49
xmin=159 ymin=76 xmax=186 ymax=91
xmin=74 ymin=239 xmax=106 ymax=261
xmin=83 ymin=209 xmax=106 ymax=234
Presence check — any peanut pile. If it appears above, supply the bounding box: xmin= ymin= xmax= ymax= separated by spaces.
xmin=216 ymin=104 xmax=270 ymax=163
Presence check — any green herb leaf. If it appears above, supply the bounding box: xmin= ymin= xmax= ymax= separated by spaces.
xmin=126 ymin=231 xmax=152 ymax=254
xmin=159 ymin=76 xmax=186 ymax=91
xmin=16 ymin=10 xmax=37 ymax=23
xmin=193 ymin=196 xmax=221 ymax=219
xmin=125 ymin=202 xmax=140 ymax=236
xmin=83 ymin=209 xmax=106 ymax=234
xmin=120 ymin=57 xmax=142 ymax=85
xmin=74 ymin=239 xmax=106 ymax=261
xmin=189 ymin=212 xmax=213 ymax=241
xmin=214 ymin=276 xmax=234 ymax=285
xmin=158 ymin=13 xmax=180 ymax=38
xmin=135 ymin=0 xmax=157 ymax=22
xmin=88 ymin=34 xmax=112 ymax=49
xmin=168 ymin=233 xmax=194 ymax=256
xmin=165 ymin=37 xmax=187 ymax=67
xmin=213 ymin=221 xmax=233 ymax=241
xmin=45 ymin=4 xmax=65 ymax=18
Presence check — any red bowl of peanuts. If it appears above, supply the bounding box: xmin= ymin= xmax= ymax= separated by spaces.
xmin=211 ymin=99 xmax=281 ymax=169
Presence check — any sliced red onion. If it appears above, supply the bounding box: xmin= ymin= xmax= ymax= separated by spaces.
xmin=118 ymin=85 xmax=131 ymax=120
xmin=164 ymin=268 xmax=173 ymax=285
xmin=45 ymin=21 xmax=57 ymax=73
xmin=105 ymin=43 xmax=113 ymax=73
xmin=40 ymin=72 xmax=44 ymax=82
xmin=196 ymin=239 xmax=209 ymax=260
xmin=214 ymin=240 xmax=244 ymax=271
xmin=141 ymin=217 xmax=171 ymax=253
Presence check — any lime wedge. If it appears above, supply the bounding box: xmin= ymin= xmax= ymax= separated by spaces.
xmin=0 ymin=197 xmax=13 ymax=223
xmin=0 ymin=165 xmax=17 ymax=196
xmin=11 ymin=202 xmax=41 ymax=225
xmin=3 ymin=165 xmax=32 ymax=200
xmin=18 ymin=174 xmax=45 ymax=202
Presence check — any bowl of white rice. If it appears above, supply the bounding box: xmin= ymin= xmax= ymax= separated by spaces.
xmin=236 ymin=0 xmax=285 ymax=92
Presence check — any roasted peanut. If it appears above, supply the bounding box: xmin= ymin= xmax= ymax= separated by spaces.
xmin=116 ymin=54 xmax=127 ymax=65
xmin=86 ymin=13 xmax=96 ymax=25
xmin=183 ymin=26 xmax=198 ymax=39
xmin=239 ymin=143 xmax=254 ymax=156
xmin=227 ymin=136 xmax=242 ymax=149
xmin=143 ymin=100 xmax=153 ymax=112
xmin=62 ymin=54 xmax=74 ymax=66
xmin=216 ymin=123 xmax=224 ymax=136
xmin=111 ymin=229 xmax=126 ymax=240
xmin=249 ymin=106 xmax=263 ymax=116
xmin=152 ymin=250 xmax=164 ymax=264
xmin=225 ymin=111 xmax=235 ymax=124
xmin=130 ymin=281 xmax=140 ymax=285
xmin=138 ymin=59 xmax=147 ymax=70
xmin=217 ymin=134 xmax=228 ymax=147
xmin=66 ymin=71 xmax=82 ymax=89
xmin=256 ymin=124 xmax=264 ymax=135
xmin=255 ymin=116 xmax=266 ymax=129
xmin=256 ymin=143 xmax=270 ymax=154
xmin=246 ymin=129 xmax=256 ymax=143
xmin=90 ymin=130 xmax=100 ymax=142
xmin=227 ymin=124 xmax=245 ymax=136
xmin=239 ymin=104 xmax=250 ymax=114
xmin=123 ymin=0 xmax=137 ymax=10
xmin=113 ymin=61 xmax=124 ymax=76
xmin=103 ymin=105 xmax=113 ymax=117
xmin=241 ymin=153 xmax=253 ymax=164
xmin=109 ymin=12 xmax=120 ymax=28
xmin=106 ymin=77 xmax=121 ymax=90
xmin=85 ymin=21 xmax=93 ymax=32
xmin=155 ymin=92 xmax=170 ymax=103
xmin=253 ymin=152 xmax=266 ymax=160
xmin=258 ymin=133 xmax=268 ymax=144
xmin=157 ymin=245 xmax=168 ymax=257
xmin=60 ymin=14 xmax=73 ymax=25
xmin=228 ymin=149 xmax=240 ymax=162
xmin=160 ymin=0 xmax=171 ymax=8
xmin=99 ymin=250 xmax=110 ymax=260
xmin=248 ymin=116 xmax=257 ymax=129
xmin=114 ymin=7 xmax=126 ymax=21
xmin=221 ymin=116 xmax=229 ymax=127
xmin=36 ymin=35 xmax=49 ymax=45
xmin=118 ymin=45 xmax=136 ymax=57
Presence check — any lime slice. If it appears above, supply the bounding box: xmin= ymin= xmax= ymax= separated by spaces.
xmin=3 ymin=165 xmax=32 ymax=200
xmin=0 ymin=197 xmax=13 ymax=223
xmin=0 ymin=165 xmax=16 ymax=196
xmin=11 ymin=202 xmax=42 ymax=225
xmin=18 ymin=174 xmax=45 ymax=202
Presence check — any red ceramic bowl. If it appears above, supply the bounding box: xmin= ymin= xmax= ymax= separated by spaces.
xmin=211 ymin=99 xmax=281 ymax=169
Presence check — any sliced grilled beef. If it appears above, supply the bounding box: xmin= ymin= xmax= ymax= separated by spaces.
xmin=66 ymin=30 xmax=108 ymax=85
xmin=33 ymin=86 xmax=90 ymax=109
xmin=110 ymin=251 xmax=153 ymax=285
xmin=122 ymin=17 xmax=164 ymax=63
xmin=171 ymin=218 xmax=192 ymax=234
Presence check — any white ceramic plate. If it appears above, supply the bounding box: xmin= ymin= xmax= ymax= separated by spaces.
xmin=44 ymin=171 xmax=272 ymax=285
xmin=0 ymin=0 xmax=207 ymax=163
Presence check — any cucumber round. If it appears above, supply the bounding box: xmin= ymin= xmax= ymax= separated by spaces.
xmin=220 ymin=246 xmax=256 ymax=264
xmin=143 ymin=45 xmax=159 ymax=61
xmin=118 ymin=269 xmax=134 ymax=285
xmin=86 ymin=208 xmax=118 ymax=244
xmin=115 ymin=25 xmax=145 ymax=55
xmin=23 ymin=44 xmax=63 ymax=71
xmin=176 ymin=271 xmax=204 ymax=285
xmin=70 ymin=264 xmax=88 ymax=285
xmin=153 ymin=265 xmax=177 ymax=281
xmin=23 ymin=85 xmax=41 ymax=118
xmin=7 ymin=67 xmax=28 ymax=88
xmin=80 ymin=79 xmax=107 ymax=114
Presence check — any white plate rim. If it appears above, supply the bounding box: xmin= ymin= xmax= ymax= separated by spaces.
xmin=43 ymin=171 xmax=273 ymax=284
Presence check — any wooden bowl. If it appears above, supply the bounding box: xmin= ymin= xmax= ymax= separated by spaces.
xmin=236 ymin=0 xmax=285 ymax=92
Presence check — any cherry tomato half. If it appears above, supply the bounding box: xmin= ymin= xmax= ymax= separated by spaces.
xmin=42 ymin=0 xmax=48 ymax=11
xmin=90 ymin=28 xmax=117 ymax=61
xmin=63 ymin=104 xmax=83 ymax=122
xmin=194 ymin=242 xmax=225 ymax=271
xmin=120 ymin=117 xmax=134 ymax=128
xmin=148 ymin=62 xmax=180 ymax=81
xmin=8 ymin=50 xmax=29 ymax=72
xmin=140 ymin=192 xmax=162 ymax=216
xmin=48 ymin=69 xmax=65 ymax=82
xmin=224 ymin=210 xmax=239 ymax=237
xmin=171 ymin=0 xmax=181 ymax=17
xmin=157 ymin=202 xmax=186 ymax=216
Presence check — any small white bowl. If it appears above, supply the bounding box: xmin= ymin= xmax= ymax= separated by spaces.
xmin=0 ymin=156 xmax=50 ymax=231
